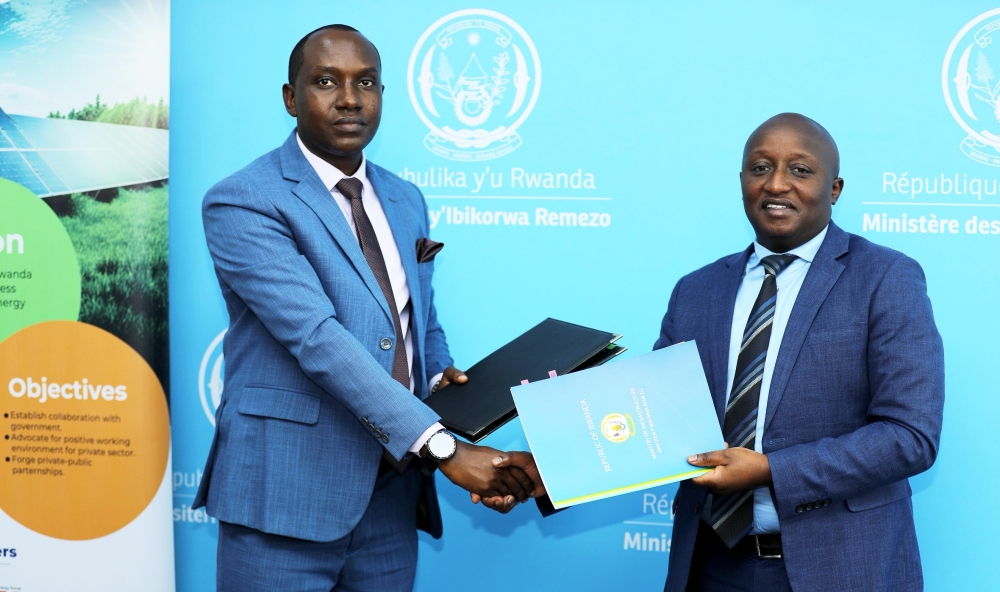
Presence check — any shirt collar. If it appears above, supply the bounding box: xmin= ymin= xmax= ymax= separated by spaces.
xmin=749 ymin=224 xmax=830 ymax=268
xmin=296 ymin=132 xmax=368 ymax=192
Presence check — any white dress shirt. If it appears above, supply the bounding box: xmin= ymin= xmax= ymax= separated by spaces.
xmin=297 ymin=135 xmax=444 ymax=453
xmin=725 ymin=225 xmax=829 ymax=534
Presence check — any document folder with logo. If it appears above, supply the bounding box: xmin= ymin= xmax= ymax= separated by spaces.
xmin=424 ymin=318 xmax=626 ymax=442
xmin=511 ymin=341 xmax=724 ymax=509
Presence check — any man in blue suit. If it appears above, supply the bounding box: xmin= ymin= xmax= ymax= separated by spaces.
xmin=193 ymin=25 xmax=539 ymax=591
xmin=656 ymin=114 xmax=944 ymax=592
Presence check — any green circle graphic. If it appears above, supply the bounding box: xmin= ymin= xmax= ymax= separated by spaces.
xmin=0 ymin=178 xmax=81 ymax=342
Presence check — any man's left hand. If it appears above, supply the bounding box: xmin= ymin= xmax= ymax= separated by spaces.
xmin=688 ymin=447 xmax=772 ymax=495
xmin=435 ymin=366 xmax=468 ymax=391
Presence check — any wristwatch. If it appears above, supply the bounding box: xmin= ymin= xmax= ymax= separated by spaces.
xmin=422 ymin=429 xmax=457 ymax=462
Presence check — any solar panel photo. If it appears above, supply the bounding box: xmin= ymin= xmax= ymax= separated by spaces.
xmin=0 ymin=105 xmax=168 ymax=198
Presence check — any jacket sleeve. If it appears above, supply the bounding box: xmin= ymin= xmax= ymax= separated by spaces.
xmin=767 ymin=256 xmax=944 ymax=518
xmin=420 ymin=193 xmax=453 ymax=380
xmin=203 ymin=177 xmax=440 ymax=461
xmin=653 ymin=277 xmax=685 ymax=351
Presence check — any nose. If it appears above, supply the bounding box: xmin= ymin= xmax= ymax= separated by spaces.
xmin=763 ymin=167 xmax=792 ymax=195
xmin=336 ymin=83 xmax=362 ymax=111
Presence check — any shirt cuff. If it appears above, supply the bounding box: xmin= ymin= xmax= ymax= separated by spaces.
xmin=409 ymin=422 xmax=445 ymax=454
xmin=428 ymin=372 xmax=444 ymax=395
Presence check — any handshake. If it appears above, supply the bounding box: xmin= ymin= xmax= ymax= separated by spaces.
xmin=434 ymin=444 xmax=544 ymax=514
xmin=425 ymin=366 xmax=544 ymax=514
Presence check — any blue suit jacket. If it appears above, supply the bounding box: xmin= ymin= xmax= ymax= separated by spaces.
xmin=656 ymin=223 xmax=944 ymax=592
xmin=193 ymin=132 xmax=453 ymax=542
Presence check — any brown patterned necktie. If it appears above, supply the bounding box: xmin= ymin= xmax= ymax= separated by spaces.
xmin=336 ymin=176 xmax=412 ymax=472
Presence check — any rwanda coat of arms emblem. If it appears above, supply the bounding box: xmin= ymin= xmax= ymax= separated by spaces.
xmin=408 ymin=9 xmax=541 ymax=161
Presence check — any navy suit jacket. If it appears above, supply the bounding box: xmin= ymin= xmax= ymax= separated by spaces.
xmin=193 ymin=132 xmax=452 ymax=541
xmin=656 ymin=223 xmax=944 ymax=592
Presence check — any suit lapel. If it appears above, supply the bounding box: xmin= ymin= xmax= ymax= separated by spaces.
xmin=368 ymin=163 xmax=425 ymax=354
xmin=708 ymin=248 xmax=753 ymax=425
xmin=278 ymin=134 xmax=392 ymax=323
xmin=762 ymin=223 xmax=849 ymax=434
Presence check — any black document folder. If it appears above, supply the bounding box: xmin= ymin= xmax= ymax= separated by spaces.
xmin=425 ymin=318 xmax=626 ymax=442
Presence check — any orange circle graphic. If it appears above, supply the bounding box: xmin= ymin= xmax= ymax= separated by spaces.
xmin=0 ymin=320 xmax=170 ymax=540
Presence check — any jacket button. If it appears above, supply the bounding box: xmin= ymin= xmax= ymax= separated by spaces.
xmin=380 ymin=338 xmax=392 ymax=350
xmin=693 ymin=502 xmax=701 ymax=514
xmin=824 ymin=499 xmax=831 ymax=506
xmin=381 ymin=435 xmax=389 ymax=444
xmin=795 ymin=505 xmax=804 ymax=514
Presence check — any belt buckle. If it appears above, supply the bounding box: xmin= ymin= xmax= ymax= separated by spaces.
xmin=754 ymin=535 xmax=782 ymax=559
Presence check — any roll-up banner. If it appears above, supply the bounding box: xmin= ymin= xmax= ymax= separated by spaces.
xmin=0 ymin=1 xmax=174 ymax=590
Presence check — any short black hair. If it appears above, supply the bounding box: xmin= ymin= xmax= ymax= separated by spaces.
xmin=287 ymin=24 xmax=381 ymax=86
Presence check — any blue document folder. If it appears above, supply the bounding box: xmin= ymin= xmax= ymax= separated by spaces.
xmin=511 ymin=341 xmax=725 ymax=509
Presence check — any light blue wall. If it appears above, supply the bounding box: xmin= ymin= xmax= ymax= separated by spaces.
xmin=169 ymin=2 xmax=999 ymax=590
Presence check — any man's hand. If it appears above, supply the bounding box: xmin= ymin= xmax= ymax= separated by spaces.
xmin=434 ymin=366 xmax=468 ymax=391
xmin=688 ymin=447 xmax=772 ymax=495
xmin=471 ymin=451 xmax=546 ymax=512
xmin=437 ymin=441 xmax=533 ymax=512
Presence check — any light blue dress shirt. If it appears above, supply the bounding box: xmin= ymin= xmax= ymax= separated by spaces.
xmin=725 ymin=225 xmax=829 ymax=534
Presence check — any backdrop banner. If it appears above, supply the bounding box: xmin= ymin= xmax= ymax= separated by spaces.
xmin=170 ymin=2 xmax=998 ymax=590
xmin=0 ymin=1 xmax=174 ymax=590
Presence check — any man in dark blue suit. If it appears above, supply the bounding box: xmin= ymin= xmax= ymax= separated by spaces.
xmin=656 ymin=114 xmax=944 ymax=592
xmin=194 ymin=25 xmax=540 ymax=592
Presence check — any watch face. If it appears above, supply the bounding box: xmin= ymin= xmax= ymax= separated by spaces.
xmin=428 ymin=432 xmax=456 ymax=459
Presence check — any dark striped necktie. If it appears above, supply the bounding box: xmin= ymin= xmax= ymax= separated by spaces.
xmin=710 ymin=253 xmax=797 ymax=548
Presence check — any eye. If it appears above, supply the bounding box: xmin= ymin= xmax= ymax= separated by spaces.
xmin=751 ymin=163 xmax=771 ymax=174
xmin=359 ymin=79 xmax=375 ymax=88
xmin=791 ymin=165 xmax=812 ymax=176
xmin=317 ymin=77 xmax=334 ymax=87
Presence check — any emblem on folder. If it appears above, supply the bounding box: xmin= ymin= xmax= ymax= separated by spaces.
xmin=408 ymin=9 xmax=541 ymax=161
xmin=601 ymin=413 xmax=635 ymax=443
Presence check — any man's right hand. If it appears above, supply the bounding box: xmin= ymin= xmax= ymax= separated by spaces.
xmin=470 ymin=451 xmax=546 ymax=512
xmin=436 ymin=441 xmax=535 ymax=512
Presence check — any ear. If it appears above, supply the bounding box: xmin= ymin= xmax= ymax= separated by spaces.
xmin=282 ymin=83 xmax=297 ymax=117
xmin=831 ymin=177 xmax=844 ymax=205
